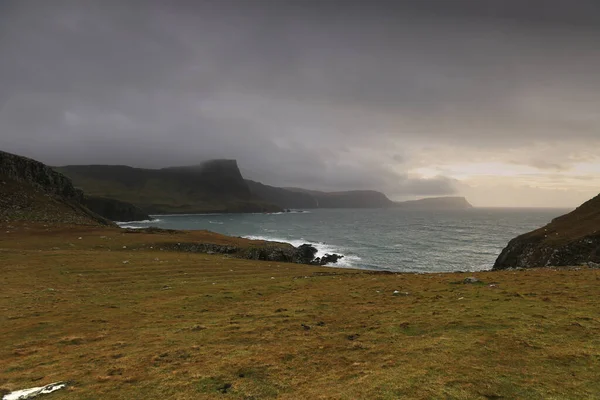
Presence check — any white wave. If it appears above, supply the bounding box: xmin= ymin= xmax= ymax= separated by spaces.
xmin=116 ymin=218 xmax=162 ymax=224
xmin=150 ymin=213 xmax=224 ymax=217
xmin=242 ymin=235 xmax=361 ymax=268
xmin=209 ymin=221 xmax=224 ymax=225
xmin=118 ymin=224 xmax=146 ymax=229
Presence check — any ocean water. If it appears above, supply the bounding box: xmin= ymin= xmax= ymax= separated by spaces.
xmin=118 ymin=208 xmax=568 ymax=273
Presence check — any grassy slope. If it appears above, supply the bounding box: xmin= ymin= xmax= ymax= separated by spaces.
xmin=2 ymin=224 xmax=600 ymax=399
xmin=524 ymin=193 xmax=600 ymax=245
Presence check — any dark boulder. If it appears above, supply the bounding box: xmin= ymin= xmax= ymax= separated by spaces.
xmin=313 ymin=253 xmax=344 ymax=265
xmin=295 ymin=244 xmax=319 ymax=264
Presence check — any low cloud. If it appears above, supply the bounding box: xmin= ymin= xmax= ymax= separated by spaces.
xmin=0 ymin=0 xmax=599 ymax=204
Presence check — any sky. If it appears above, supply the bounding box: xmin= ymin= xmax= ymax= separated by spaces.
xmin=1 ymin=0 xmax=599 ymax=207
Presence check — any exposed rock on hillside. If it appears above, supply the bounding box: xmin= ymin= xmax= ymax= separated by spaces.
xmin=493 ymin=194 xmax=600 ymax=269
xmin=0 ymin=150 xmax=112 ymax=225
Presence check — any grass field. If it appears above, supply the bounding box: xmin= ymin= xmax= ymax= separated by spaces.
xmin=2 ymin=223 xmax=600 ymax=399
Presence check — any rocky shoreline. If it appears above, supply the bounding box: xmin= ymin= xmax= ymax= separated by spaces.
xmin=157 ymin=241 xmax=344 ymax=266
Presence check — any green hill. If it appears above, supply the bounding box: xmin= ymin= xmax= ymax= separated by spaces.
xmin=57 ymin=161 xmax=281 ymax=214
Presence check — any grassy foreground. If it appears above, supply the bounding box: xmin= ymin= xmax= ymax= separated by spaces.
xmin=1 ymin=224 xmax=600 ymax=399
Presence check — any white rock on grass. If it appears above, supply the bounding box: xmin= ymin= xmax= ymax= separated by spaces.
xmin=3 ymin=382 xmax=67 ymax=400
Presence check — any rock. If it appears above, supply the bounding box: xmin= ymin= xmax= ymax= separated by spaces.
xmin=295 ymin=244 xmax=318 ymax=263
xmin=0 ymin=150 xmax=113 ymax=226
xmin=2 ymin=382 xmax=68 ymax=399
xmin=190 ymin=324 xmax=206 ymax=331
xmin=315 ymin=253 xmax=344 ymax=265
xmin=494 ymin=193 xmax=600 ymax=270
xmin=463 ymin=277 xmax=480 ymax=284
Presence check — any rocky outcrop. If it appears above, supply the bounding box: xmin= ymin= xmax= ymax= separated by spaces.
xmin=0 ymin=150 xmax=83 ymax=202
xmin=493 ymin=194 xmax=600 ymax=270
xmin=0 ymin=150 xmax=113 ymax=225
xmin=394 ymin=196 xmax=473 ymax=210
xmin=158 ymin=241 xmax=343 ymax=265
xmin=83 ymin=196 xmax=151 ymax=222
xmin=57 ymin=161 xmax=282 ymax=214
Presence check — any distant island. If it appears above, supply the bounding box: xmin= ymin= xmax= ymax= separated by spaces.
xmin=393 ymin=196 xmax=473 ymax=210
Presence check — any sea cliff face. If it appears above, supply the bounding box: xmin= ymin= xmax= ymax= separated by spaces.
xmin=0 ymin=150 xmax=112 ymax=225
xmin=83 ymin=196 xmax=151 ymax=222
xmin=493 ymin=194 xmax=600 ymax=270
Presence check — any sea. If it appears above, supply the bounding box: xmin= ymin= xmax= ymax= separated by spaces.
xmin=118 ymin=208 xmax=568 ymax=273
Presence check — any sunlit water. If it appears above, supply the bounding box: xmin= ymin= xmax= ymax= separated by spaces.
xmin=119 ymin=208 xmax=567 ymax=273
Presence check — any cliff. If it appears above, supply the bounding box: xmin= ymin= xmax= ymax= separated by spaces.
xmin=302 ymin=189 xmax=394 ymax=208
xmin=245 ymin=180 xmax=319 ymax=209
xmin=57 ymin=161 xmax=281 ymax=214
xmin=394 ymin=196 xmax=473 ymax=210
xmin=0 ymin=150 xmax=112 ymax=225
xmin=493 ymin=194 xmax=600 ymax=270
xmin=83 ymin=196 xmax=151 ymax=222
xmin=249 ymin=184 xmax=393 ymax=209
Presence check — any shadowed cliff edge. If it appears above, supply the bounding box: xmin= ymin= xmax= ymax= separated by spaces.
xmin=493 ymin=193 xmax=600 ymax=269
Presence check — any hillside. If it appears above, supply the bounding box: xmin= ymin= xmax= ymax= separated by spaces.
xmin=0 ymin=150 xmax=112 ymax=226
xmin=245 ymin=180 xmax=318 ymax=209
xmin=287 ymin=189 xmax=394 ymax=208
xmin=493 ymin=193 xmax=600 ymax=269
xmin=57 ymin=161 xmax=281 ymax=214
xmin=247 ymin=182 xmax=472 ymax=211
xmin=394 ymin=196 xmax=473 ymax=210
xmin=247 ymin=182 xmax=394 ymax=209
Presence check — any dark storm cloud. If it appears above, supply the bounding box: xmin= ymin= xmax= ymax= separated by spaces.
xmin=0 ymin=0 xmax=599 ymax=198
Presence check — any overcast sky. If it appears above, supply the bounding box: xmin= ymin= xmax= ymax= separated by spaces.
xmin=1 ymin=0 xmax=599 ymax=207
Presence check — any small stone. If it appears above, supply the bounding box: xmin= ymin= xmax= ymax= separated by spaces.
xmin=190 ymin=325 xmax=206 ymax=331
xmin=463 ymin=277 xmax=480 ymax=284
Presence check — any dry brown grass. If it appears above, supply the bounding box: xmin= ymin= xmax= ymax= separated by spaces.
xmin=1 ymin=223 xmax=600 ymax=399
